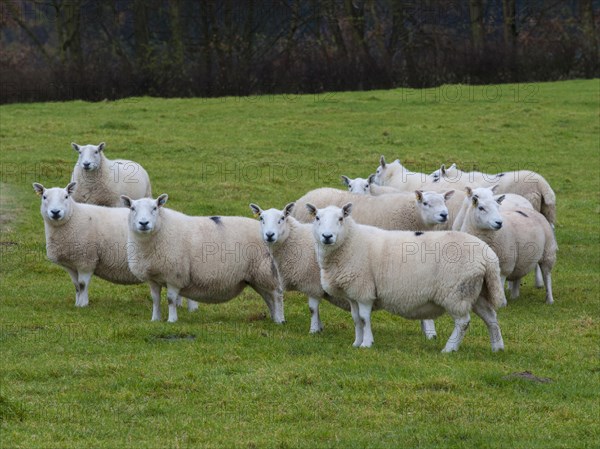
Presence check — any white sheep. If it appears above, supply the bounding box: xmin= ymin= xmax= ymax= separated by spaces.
xmin=293 ymin=187 xmax=455 ymax=231
xmin=121 ymin=194 xmax=285 ymax=323
xmin=33 ymin=182 xmax=142 ymax=307
xmin=431 ymin=163 xmax=556 ymax=225
xmin=71 ymin=142 xmax=152 ymax=207
xmin=341 ymin=174 xmax=401 ymax=196
xmin=372 ymin=156 xmax=430 ymax=191
xmin=306 ymin=203 xmax=506 ymax=352
xmin=249 ymin=202 xmax=350 ymax=333
xmin=458 ymin=188 xmax=557 ymax=303
xmin=249 ymin=202 xmax=437 ymax=338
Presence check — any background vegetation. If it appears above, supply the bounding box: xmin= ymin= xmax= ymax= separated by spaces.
xmin=1 ymin=0 xmax=599 ymax=103
xmin=0 ymin=79 xmax=598 ymax=448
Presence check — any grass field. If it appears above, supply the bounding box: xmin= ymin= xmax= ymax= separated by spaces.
xmin=0 ymin=79 xmax=599 ymax=449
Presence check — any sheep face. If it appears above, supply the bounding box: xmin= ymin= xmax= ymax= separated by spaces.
xmin=469 ymin=194 xmax=505 ymax=231
xmin=341 ymin=176 xmax=370 ymax=194
xmin=72 ymin=142 xmax=105 ymax=172
xmin=308 ymin=204 xmax=352 ymax=246
xmin=415 ymin=190 xmax=453 ymax=225
xmin=122 ymin=195 xmax=168 ymax=234
xmin=33 ymin=182 xmax=76 ymax=223
xmin=430 ymin=163 xmax=458 ymax=183
xmin=250 ymin=203 xmax=294 ymax=244
xmin=373 ymin=156 xmax=402 ymax=186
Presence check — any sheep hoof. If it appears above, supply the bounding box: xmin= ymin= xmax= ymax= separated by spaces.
xmin=425 ymin=333 xmax=437 ymax=340
xmin=441 ymin=346 xmax=458 ymax=353
xmin=492 ymin=344 xmax=505 ymax=352
xmin=352 ymin=341 xmax=362 ymax=348
xmin=546 ymin=298 xmax=554 ymax=305
xmin=359 ymin=341 xmax=373 ymax=348
xmin=309 ymin=326 xmax=323 ymax=334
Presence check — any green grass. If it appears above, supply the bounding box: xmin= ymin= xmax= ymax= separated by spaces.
xmin=1 ymin=80 xmax=599 ymax=449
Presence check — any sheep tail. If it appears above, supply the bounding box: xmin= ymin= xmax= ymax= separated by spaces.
xmin=539 ymin=178 xmax=556 ymax=226
xmin=483 ymin=254 xmax=507 ymax=309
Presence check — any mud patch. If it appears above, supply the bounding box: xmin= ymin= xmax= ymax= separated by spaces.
xmin=502 ymin=371 xmax=552 ymax=383
xmin=149 ymin=333 xmax=196 ymax=342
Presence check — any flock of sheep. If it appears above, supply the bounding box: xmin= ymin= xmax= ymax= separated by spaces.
xmin=33 ymin=142 xmax=558 ymax=353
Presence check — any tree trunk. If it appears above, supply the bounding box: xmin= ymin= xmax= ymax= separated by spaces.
xmin=580 ymin=0 xmax=599 ymax=75
xmin=133 ymin=0 xmax=149 ymax=65
xmin=469 ymin=0 xmax=484 ymax=54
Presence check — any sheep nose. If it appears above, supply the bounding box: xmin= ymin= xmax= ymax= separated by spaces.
xmin=495 ymin=221 xmax=503 ymax=229
xmin=265 ymin=232 xmax=275 ymax=242
xmin=83 ymin=162 xmax=91 ymax=169
xmin=439 ymin=213 xmax=448 ymax=221
xmin=322 ymin=233 xmax=333 ymax=243
xmin=139 ymin=220 xmax=149 ymax=227
xmin=50 ymin=209 xmax=60 ymax=217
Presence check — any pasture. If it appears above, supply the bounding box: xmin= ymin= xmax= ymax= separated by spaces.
xmin=0 ymin=79 xmax=598 ymax=448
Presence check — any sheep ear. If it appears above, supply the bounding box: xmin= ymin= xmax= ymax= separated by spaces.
xmin=368 ymin=173 xmax=376 ymax=184
xmin=465 ymin=186 xmax=473 ymax=197
xmin=449 ymin=163 xmax=456 ymax=170
xmin=415 ymin=190 xmax=424 ymax=202
xmin=121 ymin=195 xmax=133 ymax=208
xmin=97 ymin=142 xmax=106 ymax=152
xmin=444 ymin=190 xmax=455 ymax=201
xmin=249 ymin=203 xmax=262 ymax=218
xmin=342 ymin=203 xmax=352 ymax=217
xmin=33 ymin=183 xmax=45 ymax=196
xmin=284 ymin=202 xmax=295 ymax=217
xmin=490 ymin=184 xmax=499 ymax=193
xmin=71 ymin=142 xmax=80 ymax=152
xmin=496 ymin=195 xmax=506 ymax=204
xmin=157 ymin=194 xmax=168 ymax=207
xmin=380 ymin=155 xmax=386 ymax=168
xmin=472 ymin=196 xmax=479 ymax=207
xmin=66 ymin=182 xmax=77 ymax=195
xmin=440 ymin=164 xmax=447 ymax=175
xmin=340 ymin=175 xmax=351 ymax=187
xmin=305 ymin=203 xmax=317 ymax=218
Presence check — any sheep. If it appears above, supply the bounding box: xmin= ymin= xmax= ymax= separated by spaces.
xmin=249 ymin=202 xmax=350 ymax=333
xmin=341 ymin=174 xmax=401 ymax=196
xmin=32 ymin=181 xmax=142 ymax=307
xmin=372 ymin=156 xmax=430 ymax=191
xmin=293 ymin=187 xmax=455 ymax=232
xmin=121 ymin=194 xmax=285 ymax=323
xmin=71 ymin=142 xmax=152 ymax=207
xmin=250 ymin=202 xmax=439 ymax=338
xmin=452 ymin=187 xmax=543 ymax=289
xmin=305 ymin=203 xmax=506 ymax=352
xmin=458 ymin=188 xmax=557 ymax=303
xmin=431 ymin=163 xmax=556 ymax=226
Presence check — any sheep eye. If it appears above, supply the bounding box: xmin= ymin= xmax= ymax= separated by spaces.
xmin=42 ymin=195 xmax=47 ymax=200
xmin=423 ymin=202 xmax=428 ymax=206
xmin=64 ymin=195 xmax=68 ymax=199
xmin=315 ymin=216 xmax=320 ymax=221
xmin=338 ymin=217 xmax=343 ymax=222
xmin=153 ymin=207 xmax=157 ymax=211
xmin=131 ymin=207 xmax=136 ymax=211
xmin=94 ymin=151 xmax=98 ymax=154
xmin=478 ymin=207 xmax=485 ymax=211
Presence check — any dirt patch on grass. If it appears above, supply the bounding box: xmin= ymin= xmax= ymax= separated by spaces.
xmin=502 ymin=371 xmax=553 ymax=383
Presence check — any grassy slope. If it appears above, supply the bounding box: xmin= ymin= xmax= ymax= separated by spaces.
xmin=0 ymin=80 xmax=598 ymax=449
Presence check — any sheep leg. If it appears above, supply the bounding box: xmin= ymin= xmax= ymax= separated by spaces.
xmin=176 ymin=296 xmax=183 ymax=307
xmin=357 ymin=301 xmax=374 ymax=348
xmin=187 ymin=299 xmax=199 ymax=312
xmin=348 ymin=299 xmax=364 ymax=347
xmin=472 ymin=297 xmax=504 ymax=352
xmin=541 ymin=264 xmax=554 ymax=305
xmin=149 ymin=281 xmax=161 ymax=321
xmin=535 ymin=265 xmax=544 ymax=288
xmin=510 ymin=278 xmax=521 ymax=299
xmin=308 ymin=297 xmax=323 ymax=333
xmin=166 ymin=285 xmax=179 ymax=323
xmin=441 ymin=313 xmax=470 ymax=353
xmin=254 ymin=287 xmax=286 ymax=324
xmin=420 ymin=320 xmax=437 ymax=340
xmin=65 ymin=267 xmax=80 ymax=306
xmin=76 ymin=272 xmax=93 ymax=307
